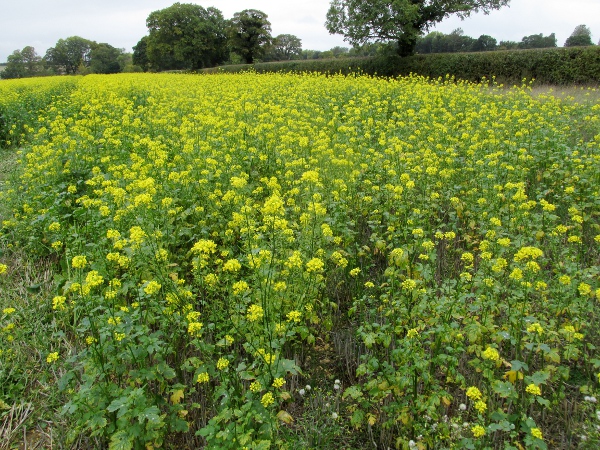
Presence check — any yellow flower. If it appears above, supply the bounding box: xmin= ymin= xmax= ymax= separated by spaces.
xmin=232 ymin=280 xmax=249 ymax=295
xmin=407 ymin=328 xmax=419 ymax=338
xmin=191 ymin=239 xmax=217 ymax=255
xmin=261 ymin=392 xmax=275 ymax=408
xmin=471 ymin=425 xmax=486 ymax=438
xmin=578 ymin=283 xmax=592 ymax=296
xmin=509 ymin=268 xmax=523 ymax=280
xmin=71 ymin=255 xmax=87 ymax=269
xmin=144 ymin=281 xmax=161 ymax=295
xmin=402 ymin=279 xmax=417 ymax=290
xmin=197 ymin=372 xmax=209 ymax=383
xmin=286 ymin=310 xmax=302 ymax=323
xmin=52 ymin=296 xmax=66 ymax=310
xmin=223 ymin=258 xmax=241 ymax=272
xmin=497 ymin=238 xmax=511 ymax=247
xmin=531 ymin=428 xmax=543 ymax=440
xmin=272 ymin=377 xmax=286 ymax=388
xmin=306 ymin=258 xmax=325 ymax=273
xmin=482 ymin=346 xmax=500 ymax=361
xmin=466 ymin=386 xmax=482 ymax=401
xmin=527 ymin=323 xmax=544 ymax=335
xmin=559 ymin=275 xmax=571 ymax=285
xmin=247 ymin=304 xmax=264 ymax=322
xmin=187 ymin=322 xmax=203 ymax=336
xmin=250 ymin=381 xmax=262 ymax=392
xmin=46 ymin=352 xmax=59 ymax=363
xmin=474 ymin=400 xmax=487 ymax=414
xmin=526 ymin=384 xmax=541 ymax=396
xmin=216 ymin=358 xmax=229 ymax=370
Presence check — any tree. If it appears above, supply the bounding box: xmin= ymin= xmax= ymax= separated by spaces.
xmin=498 ymin=40 xmax=518 ymax=50
xmin=89 ymin=43 xmax=122 ymax=74
xmin=326 ymin=0 xmax=510 ymax=57
xmin=132 ymin=36 xmax=150 ymax=71
xmin=228 ymin=9 xmax=272 ymax=64
xmin=2 ymin=46 xmax=44 ymax=79
xmin=331 ymin=46 xmax=350 ymax=57
xmin=117 ymin=52 xmax=134 ymax=72
xmin=564 ymin=24 xmax=593 ymax=47
xmin=471 ymin=34 xmax=497 ymax=51
xmin=416 ymin=31 xmax=445 ymax=53
xmin=146 ymin=3 xmax=228 ymax=71
xmin=271 ymin=34 xmax=302 ymax=60
xmin=45 ymin=36 xmax=94 ymax=74
xmin=445 ymin=28 xmax=475 ymax=53
xmin=1 ymin=50 xmax=26 ymax=79
xmin=518 ymin=33 xmax=556 ymax=49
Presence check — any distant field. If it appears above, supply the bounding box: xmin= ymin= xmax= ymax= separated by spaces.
xmin=0 ymin=73 xmax=599 ymax=449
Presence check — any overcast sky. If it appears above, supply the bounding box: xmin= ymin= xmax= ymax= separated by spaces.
xmin=1 ymin=0 xmax=599 ymax=62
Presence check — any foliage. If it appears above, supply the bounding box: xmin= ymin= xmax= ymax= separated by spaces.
xmin=0 ymin=76 xmax=80 ymax=148
xmin=565 ymin=24 xmax=594 ymax=47
xmin=518 ymin=33 xmax=557 ymax=50
xmin=145 ymin=2 xmax=228 ymax=71
xmin=132 ymin=36 xmax=150 ymax=72
xmin=269 ymin=34 xmax=303 ymax=61
xmin=0 ymin=47 xmax=43 ymax=80
xmin=45 ymin=36 xmax=94 ymax=75
xmin=207 ymin=46 xmax=600 ymax=86
xmin=1 ymin=72 xmax=600 ymax=449
xmin=471 ymin=34 xmax=497 ymax=52
xmin=228 ymin=9 xmax=272 ymax=64
xmin=325 ymin=0 xmax=511 ymax=56
xmin=89 ymin=43 xmax=123 ymax=75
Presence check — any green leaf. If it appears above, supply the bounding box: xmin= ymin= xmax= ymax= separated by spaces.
xmin=26 ymin=283 xmax=42 ymax=293
xmin=530 ymin=371 xmax=550 ymax=385
xmin=139 ymin=406 xmax=162 ymax=425
xmin=492 ymin=380 xmax=517 ymax=398
xmin=510 ymin=359 xmax=528 ymax=372
xmin=107 ymin=397 xmax=129 ymax=413
xmin=108 ymin=430 xmax=134 ymax=450
xmin=342 ymin=385 xmax=363 ymax=400
xmin=279 ymin=358 xmax=300 ymax=375
xmin=363 ymin=332 xmax=376 ymax=348
xmin=351 ymin=409 xmax=364 ymax=428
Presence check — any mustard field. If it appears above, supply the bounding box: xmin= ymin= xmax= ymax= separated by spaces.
xmin=0 ymin=73 xmax=599 ymax=449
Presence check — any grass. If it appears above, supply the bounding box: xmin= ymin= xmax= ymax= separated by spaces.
xmin=0 ymin=149 xmax=80 ymax=449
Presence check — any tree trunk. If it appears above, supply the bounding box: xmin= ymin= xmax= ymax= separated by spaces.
xmin=397 ymin=32 xmax=418 ymax=57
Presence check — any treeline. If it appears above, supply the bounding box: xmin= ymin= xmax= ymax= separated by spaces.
xmin=415 ymin=24 xmax=597 ymax=54
xmin=415 ymin=29 xmax=556 ymax=54
xmin=0 ymin=38 xmax=135 ymax=80
xmin=2 ymin=1 xmax=598 ymax=79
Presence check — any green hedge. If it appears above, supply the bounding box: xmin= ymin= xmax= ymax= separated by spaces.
xmin=203 ymin=46 xmax=600 ymax=85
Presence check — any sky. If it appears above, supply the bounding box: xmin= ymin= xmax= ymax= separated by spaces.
xmin=1 ymin=0 xmax=600 ymax=63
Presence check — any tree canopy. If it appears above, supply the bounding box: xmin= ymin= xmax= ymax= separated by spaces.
xmin=518 ymin=33 xmax=556 ymax=49
xmin=45 ymin=36 xmax=94 ymax=74
xmin=326 ymin=0 xmax=511 ymax=56
xmin=89 ymin=43 xmax=123 ymax=74
xmin=271 ymin=34 xmax=303 ymax=60
xmin=228 ymin=9 xmax=272 ymax=64
xmin=564 ymin=24 xmax=594 ymax=47
xmin=145 ymin=2 xmax=228 ymax=71
xmin=1 ymin=46 xmax=42 ymax=79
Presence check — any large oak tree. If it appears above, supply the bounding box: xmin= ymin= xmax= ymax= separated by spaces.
xmin=146 ymin=3 xmax=228 ymax=71
xmin=228 ymin=9 xmax=272 ymax=64
xmin=326 ymin=0 xmax=510 ymax=57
